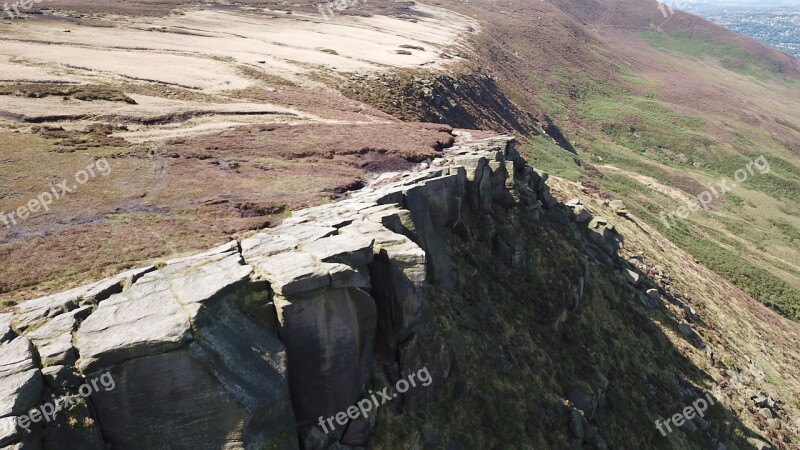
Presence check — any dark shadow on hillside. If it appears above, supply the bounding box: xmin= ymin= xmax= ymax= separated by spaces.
xmin=380 ymin=180 xmax=782 ymax=449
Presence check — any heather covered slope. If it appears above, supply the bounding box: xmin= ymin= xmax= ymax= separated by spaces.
xmin=349 ymin=0 xmax=800 ymax=323
xmin=0 ymin=0 xmax=799 ymax=448
xmin=1 ymin=136 xmax=797 ymax=450
xmin=327 ymin=0 xmax=800 ymax=446
xmin=0 ymin=1 xmax=474 ymax=302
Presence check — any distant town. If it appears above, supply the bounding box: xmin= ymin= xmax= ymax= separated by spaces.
xmin=688 ymin=3 xmax=800 ymax=58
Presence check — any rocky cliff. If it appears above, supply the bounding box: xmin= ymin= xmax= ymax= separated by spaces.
xmin=2 ymin=133 xmax=783 ymax=450
xmin=0 ymin=134 xmax=600 ymax=449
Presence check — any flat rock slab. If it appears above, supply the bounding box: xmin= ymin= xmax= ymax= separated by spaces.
xmin=250 ymin=251 xmax=351 ymax=296
xmin=13 ymin=266 xmax=154 ymax=333
xmin=0 ymin=337 xmax=42 ymax=417
xmin=0 ymin=338 xmax=37 ymax=378
xmin=76 ymin=250 xmax=252 ymax=372
xmin=24 ymin=306 xmax=92 ymax=367
xmin=302 ymin=234 xmax=375 ymax=267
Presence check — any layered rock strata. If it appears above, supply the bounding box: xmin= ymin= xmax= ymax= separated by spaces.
xmin=0 ymin=135 xmax=620 ymax=449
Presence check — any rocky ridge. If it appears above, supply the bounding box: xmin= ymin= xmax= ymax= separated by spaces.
xmin=2 ymin=131 xmax=793 ymax=450
xmin=0 ymin=134 xmax=637 ymax=449
xmin=1 ymin=132 xmax=792 ymax=449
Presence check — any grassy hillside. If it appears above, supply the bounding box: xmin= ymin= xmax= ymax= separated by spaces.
xmin=365 ymin=165 xmax=799 ymax=449
xmin=515 ymin=30 xmax=800 ymax=321
xmin=379 ymin=0 xmax=800 ymax=323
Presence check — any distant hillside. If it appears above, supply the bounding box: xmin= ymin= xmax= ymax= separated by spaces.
xmin=687 ymin=3 xmax=800 ymax=58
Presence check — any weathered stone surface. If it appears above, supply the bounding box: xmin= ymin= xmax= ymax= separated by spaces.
xmin=574 ymin=206 xmax=592 ymax=223
xmin=40 ymin=394 xmax=105 ymax=450
xmin=403 ymin=178 xmax=459 ymax=290
xmin=691 ymin=414 xmax=710 ymax=430
xmin=539 ymin=185 xmax=558 ymax=209
xmin=13 ymin=266 xmax=154 ymax=333
xmin=0 ymin=315 xmax=14 ymax=343
xmin=241 ymin=233 xmax=300 ymax=257
xmin=91 ymin=350 xmax=244 ymax=449
xmin=0 ymin=417 xmax=20 ymax=447
xmin=253 ymin=251 xmax=340 ymax=296
xmin=76 ymin=248 xmax=251 ymax=372
xmin=91 ymin=304 xmax=296 ymax=449
xmin=623 ymin=268 xmax=640 ymax=286
xmin=569 ymin=409 xmax=584 ymax=439
xmin=302 ymin=234 xmax=375 ymax=268
xmin=747 ymin=437 xmax=772 ymax=450
xmin=340 ymin=415 xmax=375 ymax=447
xmin=590 ymin=434 xmax=608 ymax=449
xmin=24 ymin=306 xmax=91 ymax=367
xmin=72 ymin=244 xmax=297 ymax=449
xmin=584 ymin=424 xmax=598 ymax=441
xmin=0 ymin=337 xmax=37 ymax=378
xmin=369 ymin=238 xmax=427 ymax=357
xmin=2 ymin=134 xmax=580 ymax=449
xmin=0 ymin=338 xmax=42 ymax=419
xmin=609 ymin=199 xmax=628 ymax=215
xmin=683 ymin=304 xmax=699 ymax=322
xmin=677 ymin=322 xmax=693 ymax=337
xmin=0 ymin=369 xmax=41 ymax=419
xmin=585 ymin=216 xmax=624 ymax=256
xmin=163 ymin=240 xmax=240 ymax=265
xmin=278 ymin=287 xmax=377 ymax=425
xmin=569 ymin=389 xmax=593 ymax=417
xmin=40 ymin=365 xmax=81 ymax=392
xmin=1 ymin=431 xmax=42 ymax=450
xmin=242 ymin=212 xmax=420 ymax=427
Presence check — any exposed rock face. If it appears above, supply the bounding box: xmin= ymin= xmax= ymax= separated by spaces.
xmin=0 ymin=338 xmax=42 ymax=419
xmin=0 ymin=135 xmax=597 ymax=449
xmin=76 ymin=242 xmax=297 ymax=450
xmin=12 ymin=266 xmax=154 ymax=334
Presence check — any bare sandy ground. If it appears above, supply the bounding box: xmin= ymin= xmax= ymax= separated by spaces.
xmin=0 ymin=93 xmax=312 ymax=120
xmin=0 ymin=3 xmax=477 ymax=136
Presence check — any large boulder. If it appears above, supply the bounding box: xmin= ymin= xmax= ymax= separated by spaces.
xmin=243 ymin=226 xmax=379 ymax=426
xmin=76 ymin=243 xmax=298 ymax=450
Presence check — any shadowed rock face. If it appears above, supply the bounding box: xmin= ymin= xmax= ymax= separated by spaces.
xmin=0 ymin=135 xmax=584 ymax=449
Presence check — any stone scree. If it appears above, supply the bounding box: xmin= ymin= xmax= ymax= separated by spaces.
xmin=0 ymin=135 xmax=607 ymax=450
